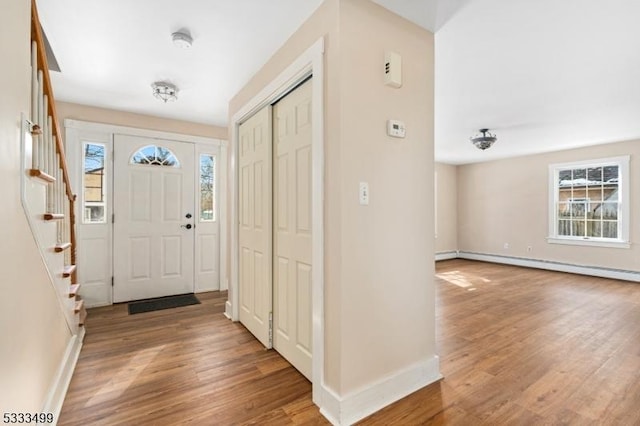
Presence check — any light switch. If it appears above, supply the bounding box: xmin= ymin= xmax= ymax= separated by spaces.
xmin=359 ymin=182 xmax=369 ymax=205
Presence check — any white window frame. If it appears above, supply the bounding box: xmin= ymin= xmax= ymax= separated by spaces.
xmin=198 ymin=152 xmax=217 ymax=223
xmin=547 ymin=155 xmax=630 ymax=248
xmin=81 ymin=141 xmax=107 ymax=225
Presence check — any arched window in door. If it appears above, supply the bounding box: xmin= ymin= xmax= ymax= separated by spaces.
xmin=130 ymin=144 xmax=180 ymax=167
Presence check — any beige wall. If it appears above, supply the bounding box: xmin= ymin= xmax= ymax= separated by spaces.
xmin=0 ymin=1 xmax=71 ymax=411
xmin=57 ymin=101 xmax=227 ymax=140
xmin=458 ymin=139 xmax=640 ymax=271
xmin=229 ymin=0 xmax=436 ymax=397
xmin=338 ymin=0 xmax=435 ymax=392
xmin=435 ymin=162 xmax=458 ymax=253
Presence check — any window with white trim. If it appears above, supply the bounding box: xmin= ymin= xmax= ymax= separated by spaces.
xmin=82 ymin=142 xmax=106 ymax=224
xmin=199 ymin=154 xmax=216 ymax=222
xmin=548 ymin=156 xmax=629 ymax=248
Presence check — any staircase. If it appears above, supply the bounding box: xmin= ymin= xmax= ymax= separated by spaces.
xmin=21 ymin=0 xmax=86 ymax=333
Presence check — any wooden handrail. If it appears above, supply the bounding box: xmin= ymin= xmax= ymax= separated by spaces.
xmin=30 ymin=0 xmax=73 ymax=202
xmin=31 ymin=0 xmax=78 ymax=285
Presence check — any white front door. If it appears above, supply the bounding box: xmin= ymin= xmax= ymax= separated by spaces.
xmin=113 ymin=135 xmax=195 ymax=303
xmin=238 ymin=106 xmax=273 ymax=348
xmin=273 ymin=79 xmax=313 ymax=380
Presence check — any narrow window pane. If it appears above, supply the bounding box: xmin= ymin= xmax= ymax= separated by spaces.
xmin=602 ymin=221 xmax=618 ymax=239
xmin=558 ymin=187 xmax=571 ymax=203
xmin=587 ymin=187 xmax=603 ymax=202
xmin=587 ymin=167 xmax=602 ymax=184
xmin=604 ymin=165 xmax=619 ymax=183
xmin=572 ymin=168 xmax=586 ymax=182
xmin=571 ymin=220 xmax=585 ymax=237
xmin=604 ymin=184 xmax=619 ymax=201
xmin=599 ymin=202 xmax=618 ymax=220
xmin=587 ymin=221 xmax=602 ymax=238
xmin=200 ymin=154 xmax=215 ymax=222
xmin=558 ymin=220 xmax=571 ymax=236
xmin=83 ymin=143 xmax=106 ymax=224
xmin=569 ymin=199 xmax=587 ymax=219
xmin=557 ymin=202 xmax=570 ymax=218
xmin=558 ymin=169 xmax=572 ymax=186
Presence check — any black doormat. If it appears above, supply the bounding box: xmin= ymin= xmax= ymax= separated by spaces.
xmin=128 ymin=293 xmax=200 ymax=315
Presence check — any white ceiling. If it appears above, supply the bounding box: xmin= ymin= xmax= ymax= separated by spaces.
xmin=36 ymin=0 xmax=324 ymax=127
xmin=38 ymin=0 xmax=640 ymax=164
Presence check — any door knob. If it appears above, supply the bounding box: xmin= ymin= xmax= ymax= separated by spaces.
xmin=181 ymin=224 xmax=193 ymax=230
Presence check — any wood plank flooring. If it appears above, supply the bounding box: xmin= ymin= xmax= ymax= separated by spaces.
xmin=59 ymin=260 xmax=640 ymax=425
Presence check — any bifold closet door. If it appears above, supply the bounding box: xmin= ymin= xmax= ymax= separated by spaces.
xmin=238 ymin=107 xmax=273 ymax=348
xmin=272 ymin=79 xmax=313 ymax=380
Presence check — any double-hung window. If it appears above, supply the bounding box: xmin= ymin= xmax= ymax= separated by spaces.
xmin=548 ymin=156 xmax=630 ymax=248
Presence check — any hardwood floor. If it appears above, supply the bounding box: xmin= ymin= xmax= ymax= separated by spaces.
xmin=59 ymin=260 xmax=640 ymax=425
xmin=58 ymin=292 xmax=324 ymax=425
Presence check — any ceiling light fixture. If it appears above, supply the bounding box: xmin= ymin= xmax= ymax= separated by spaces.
xmin=171 ymin=31 xmax=193 ymax=48
xmin=152 ymin=82 xmax=178 ymax=103
xmin=470 ymin=128 xmax=497 ymax=150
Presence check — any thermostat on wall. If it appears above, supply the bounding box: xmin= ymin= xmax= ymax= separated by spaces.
xmin=387 ymin=120 xmax=406 ymax=138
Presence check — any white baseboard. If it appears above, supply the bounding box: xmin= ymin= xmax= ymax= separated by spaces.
xmin=435 ymin=251 xmax=458 ymax=261
xmin=457 ymin=251 xmax=640 ymax=282
xmin=224 ymin=301 xmax=232 ymax=320
xmin=195 ymin=286 xmax=220 ymax=294
xmin=84 ymin=301 xmax=111 ymax=309
xmin=42 ymin=327 xmax=85 ymax=424
xmin=320 ymin=356 xmax=441 ymax=425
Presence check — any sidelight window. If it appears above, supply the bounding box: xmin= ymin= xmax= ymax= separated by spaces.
xmin=199 ymin=154 xmax=216 ymax=222
xmin=82 ymin=142 xmax=106 ymax=223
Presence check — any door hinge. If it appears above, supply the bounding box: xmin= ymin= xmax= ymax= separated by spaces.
xmin=111 ymin=276 xmax=114 ymax=287
xmin=268 ymin=311 xmax=273 ymax=347
xmin=112 ymin=213 xmax=115 ymax=224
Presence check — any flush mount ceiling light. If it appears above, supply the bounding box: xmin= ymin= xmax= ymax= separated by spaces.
xmin=470 ymin=128 xmax=497 ymax=150
xmin=152 ymin=82 xmax=178 ymax=103
xmin=171 ymin=31 xmax=193 ymax=48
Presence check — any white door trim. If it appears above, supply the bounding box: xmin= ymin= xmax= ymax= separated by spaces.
xmin=64 ymin=119 xmax=222 ymax=145
xmin=64 ymin=119 xmax=229 ymax=301
xmin=229 ymin=37 xmax=325 ymax=405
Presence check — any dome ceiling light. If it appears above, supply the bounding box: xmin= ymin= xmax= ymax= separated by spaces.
xmin=470 ymin=128 xmax=497 ymax=150
xmin=171 ymin=31 xmax=193 ymax=48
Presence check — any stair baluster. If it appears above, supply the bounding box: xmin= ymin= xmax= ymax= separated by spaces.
xmin=30 ymin=41 xmax=39 ymax=170
xmin=28 ymin=0 xmax=84 ymax=328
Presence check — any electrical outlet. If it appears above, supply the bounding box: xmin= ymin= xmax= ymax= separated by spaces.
xmin=527 ymin=246 xmax=533 ymax=252
xmin=504 ymin=243 xmax=509 ymax=249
